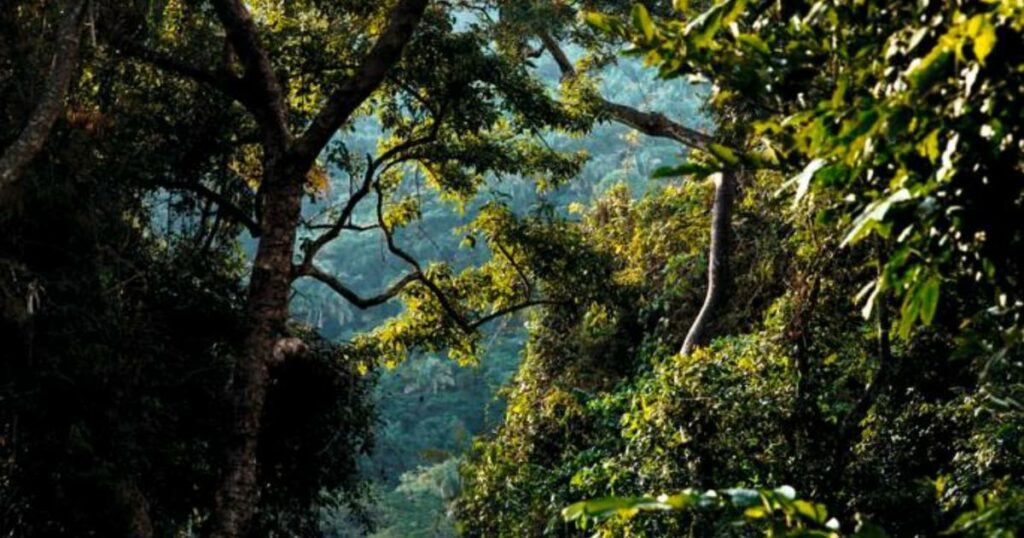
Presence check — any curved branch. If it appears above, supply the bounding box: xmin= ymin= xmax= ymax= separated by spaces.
xmin=299 ymin=264 xmax=418 ymax=309
xmin=151 ymin=179 xmax=260 ymax=237
xmin=537 ymin=30 xmax=712 ymax=150
xmin=468 ymin=299 xmax=567 ymax=330
xmin=374 ymin=182 xmax=472 ymax=332
xmin=0 ymin=0 xmax=88 ymax=187
xmin=297 ymin=127 xmax=442 ymax=274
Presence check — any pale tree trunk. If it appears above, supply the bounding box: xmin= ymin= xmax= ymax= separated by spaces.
xmin=0 ymin=0 xmax=87 ymax=187
xmin=534 ymin=30 xmax=735 ymax=356
xmin=680 ymin=170 xmax=736 ymax=356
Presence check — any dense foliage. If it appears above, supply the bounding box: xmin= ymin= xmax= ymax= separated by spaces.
xmin=455 ymin=0 xmax=1024 ymax=537
xmin=3 ymin=0 xmax=1023 ymax=537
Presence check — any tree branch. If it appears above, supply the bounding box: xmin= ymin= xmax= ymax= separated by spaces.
xmin=468 ymin=299 xmax=566 ymax=330
xmin=299 ymin=264 xmax=419 ymax=309
xmin=374 ymin=182 xmax=472 ymax=332
xmin=293 ymin=0 xmax=430 ymax=162
xmin=297 ymin=128 xmax=441 ymax=274
xmin=112 ymin=38 xmax=247 ymax=103
xmin=537 ymin=30 xmax=712 ymax=150
xmin=151 ymin=179 xmax=260 ymax=237
xmin=680 ymin=170 xmax=735 ymax=355
xmin=209 ymin=0 xmax=291 ymax=144
xmin=0 ymin=0 xmax=88 ymax=187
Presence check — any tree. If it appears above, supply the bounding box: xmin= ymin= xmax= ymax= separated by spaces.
xmin=94 ymin=0 xmax=593 ymax=533
xmin=0 ymin=0 xmax=87 ymax=189
xmin=456 ymin=1 xmax=1024 ymax=535
xmin=481 ymin=0 xmax=741 ymax=355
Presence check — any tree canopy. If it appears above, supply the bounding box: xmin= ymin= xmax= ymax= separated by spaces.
xmin=2 ymin=0 xmax=1023 ymax=537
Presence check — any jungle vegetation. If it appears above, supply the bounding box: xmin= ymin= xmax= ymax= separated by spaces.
xmin=1 ymin=0 xmax=1022 ymax=537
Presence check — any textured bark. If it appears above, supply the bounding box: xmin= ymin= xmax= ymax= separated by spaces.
xmin=680 ymin=171 xmax=736 ymax=356
xmin=204 ymin=2 xmax=430 ymax=536
xmin=0 ymin=0 xmax=87 ymax=188
xmin=210 ymin=159 xmax=303 ymax=538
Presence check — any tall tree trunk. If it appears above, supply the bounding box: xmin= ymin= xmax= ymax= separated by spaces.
xmin=209 ymin=153 xmax=304 ymax=538
xmin=0 ymin=0 xmax=87 ymax=188
xmin=680 ymin=170 xmax=736 ymax=356
xmin=198 ymin=3 xmax=427 ymax=534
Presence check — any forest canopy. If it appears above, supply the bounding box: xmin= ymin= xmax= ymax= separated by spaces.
xmin=1 ymin=0 xmax=1023 ymax=537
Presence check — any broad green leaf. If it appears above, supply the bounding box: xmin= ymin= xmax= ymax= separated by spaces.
xmin=651 ymin=162 xmax=716 ymax=179
xmin=584 ymin=12 xmax=616 ymax=33
xmin=736 ymin=33 xmax=770 ymax=55
xmin=724 ymin=488 xmax=761 ymax=508
xmin=685 ymin=0 xmax=747 ymax=47
xmin=632 ymin=4 xmax=655 ymax=41
xmin=907 ymin=45 xmax=953 ymax=90
xmin=708 ymin=143 xmax=740 ymax=166
xmin=841 ymin=189 xmax=913 ymax=247
xmin=919 ymin=275 xmax=941 ymax=325
xmin=970 ymin=16 xmax=997 ymax=64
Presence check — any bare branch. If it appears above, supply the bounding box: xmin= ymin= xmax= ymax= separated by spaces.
xmin=468 ymin=299 xmax=567 ymax=330
xmin=297 ymin=154 xmax=377 ymax=274
xmin=374 ymin=182 xmax=472 ymax=332
xmin=679 ymin=171 xmax=735 ymax=355
xmin=0 ymin=0 xmax=87 ymax=187
xmin=112 ymin=39 xmax=247 ymax=103
xmin=151 ymin=179 xmax=260 ymax=237
xmin=299 ymin=264 xmax=419 ymax=309
xmin=297 ymin=127 xmax=441 ymax=274
xmin=293 ymin=0 xmax=430 ymax=162
xmin=537 ymin=30 xmax=712 ymax=151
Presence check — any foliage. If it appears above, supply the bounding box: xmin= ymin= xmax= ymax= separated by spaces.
xmin=457 ymin=1 xmax=1024 ymax=537
xmin=562 ymin=486 xmax=864 ymax=538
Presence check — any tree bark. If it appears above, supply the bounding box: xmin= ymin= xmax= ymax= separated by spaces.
xmin=209 ymin=156 xmax=303 ymax=538
xmin=680 ymin=170 xmax=736 ymax=356
xmin=0 ymin=0 xmax=87 ymax=188
xmin=203 ymin=2 xmax=430 ymax=535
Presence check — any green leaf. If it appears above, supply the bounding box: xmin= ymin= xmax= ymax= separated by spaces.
xmin=708 ymin=143 xmax=740 ymax=166
xmin=736 ymin=34 xmax=770 ymax=55
xmin=685 ymin=0 xmax=747 ymax=47
xmin=970 ymin=16 xmax=997 ymax=64
xmin=907 ymin=45 xmax=953 ymax=90
xmin=918 ymin=275 xmax=940 ymax=325
xmin=724 ymin=488 xmax=761 ymax=508
xmin=651 ymin=162 xmax=716 ymax=179
xmin=584 ymin=12 xmax=615 ymax=33
xmin=841 ymin=189 xmax=913 ymax=247
xmin=632 ymin=4 xmax=655 ymax=41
